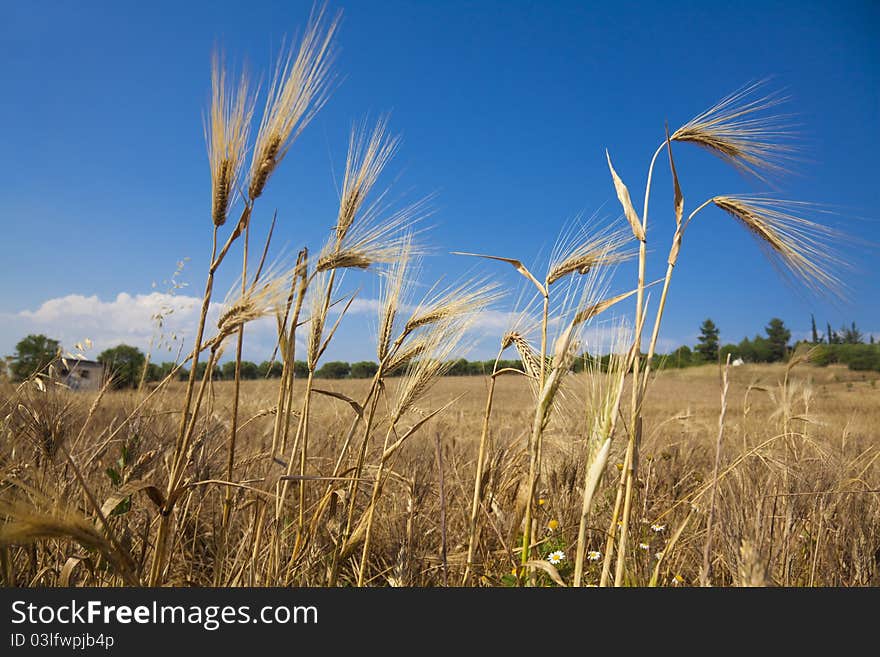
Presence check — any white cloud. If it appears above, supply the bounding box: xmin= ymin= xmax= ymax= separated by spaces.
xmin=6 ymin=291 xmax=285 ymax=364
xmin=2 ymin=289 xmax=705 ymax=366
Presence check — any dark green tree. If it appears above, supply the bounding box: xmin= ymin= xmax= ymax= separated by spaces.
xmin=719 ymin=343 xmax=738 ymax=363
xmin=764 ymin=318 xmax=791 ymax=362
xmin=672 ymin=345 xmax=693 ymax=368
xmin=350 ymin=361 xmax=379 ymax=378
xmin=446 ymin=358 xmax=471 ymax=376
xmin=11 ymin=334 xmax=60 ymax=380
xmin=98 ymin=344 xmax=146 ymax=388
xmin=315 ymin=361 xmax=350 ymax=379
xmin=193 ymin=361 xmax=222 ymax=380
xmin=695 ymin=319 xmax=720 ymax=362
xmin=842 ymin=321 xmax=863 ymax=344
xmin=811 ymin=314 xmax=820 ymax=344
xmin=258 ymin=361 xmax=284 ymax=378
xmin=221 ymin=360 xmax=259 ymax=380
xmin=827 ymin=322 xmax=840 ymax=344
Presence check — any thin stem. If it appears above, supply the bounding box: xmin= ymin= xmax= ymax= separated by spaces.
xmin=641 ymin=198 xmax=714 ymax=388
xmin=613 ymin=141 xmax=664 ymax=586
xmin=222 ymin=222 xmax=250 ymax=531
xmin=291 ymin=265 xmax=338 ymax=543
xmin=599 ymin=446 xmax=629 ymax=587
xmin=327 ymin=369 xmax=384 ymax=586
xmin=520 ymin=292 xmax=550 ymax=577
xmin=357 ymin=422 xmax=396 ymax=586
xmin=434 ymin=431 xmax=448 ymax=587
xmin=700 ymin=354 xmax=731 ymax=586
xmin=149 ymin=225 xmax=219 ymax=587
xmin=463 ymin=352 xmax=502 ymax=585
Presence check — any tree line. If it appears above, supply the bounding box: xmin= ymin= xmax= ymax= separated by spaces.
xmin=4 ymin=318 xmax=878 ymax=388
xmin=671 ymin=315 xmax=879 ymax=371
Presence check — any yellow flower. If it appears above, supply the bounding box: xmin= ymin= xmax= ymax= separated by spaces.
xmin=537 ymin=498 xmax=546 ymax=506
xmin=548 ymin=519 xmax=559 ymax=531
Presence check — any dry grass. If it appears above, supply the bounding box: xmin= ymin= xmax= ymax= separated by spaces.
xmin=1 ymin=364 xmax=877 ymax=586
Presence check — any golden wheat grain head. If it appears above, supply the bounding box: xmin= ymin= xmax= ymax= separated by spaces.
xmin=205 ymin=51 xmax=255 ymax=226
xmin=248 ymin=5 xmax=339 ymax=200
xmin=547 ymin=217 xmax=635 ymax=286
xmin=392 ymin=316 xmax=474 ymax=421
xmin=671 ymin=80 xmax=796 ymax=179
xmin=315 ymin=196 xmax=430 ymax=273
xmin=377 ymin=237 xmax=415 ymax=362
xmin=711 ymin=195 xmax=845 ymax=296
xmin=335 ymin=117 xmax=401 ymax=242
xmin=403 ymin=278 xmax=501 ymax=335
xmin=216 ymin=263 xmax=293 ymax=340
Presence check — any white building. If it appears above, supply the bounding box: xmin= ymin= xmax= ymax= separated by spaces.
xmin=58 ymin=359 xmax=105 ymax=391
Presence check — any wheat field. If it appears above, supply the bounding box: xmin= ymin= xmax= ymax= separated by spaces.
xmin=2 ymin=6 xmax=876 ymax=588
xmin=2 ymin=362 xmax=877 ymax=587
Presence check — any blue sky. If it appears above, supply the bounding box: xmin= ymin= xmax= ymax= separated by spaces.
xmin=1 ymin=1 xmax=877 ymax=364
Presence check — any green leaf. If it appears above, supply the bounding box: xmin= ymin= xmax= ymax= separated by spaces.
xmin=105 ymin=467 xmax=121 ymax=486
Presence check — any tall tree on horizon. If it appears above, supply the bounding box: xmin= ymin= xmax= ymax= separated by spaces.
xmin=765 ymin=318 xmax=791 ymax=362
xmin=811 ymin=314 xmax=820 ymax=344
xmin=695 ymin=318 xmax=721 ymax=362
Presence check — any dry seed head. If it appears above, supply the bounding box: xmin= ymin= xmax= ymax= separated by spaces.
xmin=248 ymin=6 xmax=339 ymax=200
xmin=547 ymin=221 xmax=634 ymax=286
xmin=217 ymin=265 xmax=292 ymax=340
xmin=336 ymin=117 xmax=400 ymax=242
xmin=315 ymin=251 xmax=373 ymax=271
xmin=711 ymin=195 xmax=844 ymax=296
xmin=305 ymin=270 xmax=334 ymax=369
xmin=315 ymin=197 xmax=428 ymax=273
xmin=206 ymin=51 xmax=254 ymax=226
xmin=671 ymin=81 xmax=795 ymax=179
xmin=501 ymin=331 xmax=546 ymax=381
xmin=377 ymin=238 xmax=414 ymax=362
xmin=385 ymin=334 xmax=431 ymax=374
xmin=404 ymin=279 xmax=501 ymax=335
xmin=392 ymin=317 xmax=473 ymax=421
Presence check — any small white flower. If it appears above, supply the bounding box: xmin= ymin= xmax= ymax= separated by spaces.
xmin=547 ymin=550 xmax=566 ymax=565
xmin=587 ymin=551 xmax=602 ymax=562
xmin=654 ymin=551 xmax=664 ymax=560
xmin=639 ymin=543 xmax=650 ymax=551
xmin=651 ymin=523 xmax=666 ymax=533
